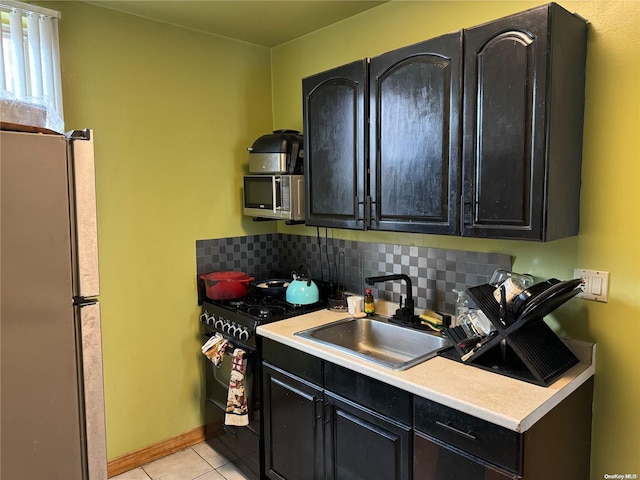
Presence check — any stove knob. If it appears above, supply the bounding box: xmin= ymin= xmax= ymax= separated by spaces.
xmin=199 ymin=312 xmax=209 ymax=324
xmin=229 ymin=324 xmax=240 ymax=337
xmin=204 ymin=313 xmax=216 ymax=326
xmin=239 ymin=328 xmax=250 ymax=341
xmin=214 ymin=317 xmax=224 ymax=329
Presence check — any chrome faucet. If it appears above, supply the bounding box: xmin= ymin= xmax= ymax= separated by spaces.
xmin=365 ymin=274 xmax=416 ymax=324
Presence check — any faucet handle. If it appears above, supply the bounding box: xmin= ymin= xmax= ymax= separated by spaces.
xmin=393 ymin=305 xmax=417 ymax=324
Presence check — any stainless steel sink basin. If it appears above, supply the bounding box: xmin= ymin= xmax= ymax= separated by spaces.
xmin=294 ymin=315 xmax=450 ymax=370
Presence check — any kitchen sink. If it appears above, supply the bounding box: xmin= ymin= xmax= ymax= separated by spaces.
xmin=294 ymin=315 xmax=451 ymax=370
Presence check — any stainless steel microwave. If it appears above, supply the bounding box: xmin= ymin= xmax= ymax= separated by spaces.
xmin=243 ymin=175 xmax=305 ymax=221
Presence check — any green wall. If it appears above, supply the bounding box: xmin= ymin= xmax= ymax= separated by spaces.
xmin=45 ymin=1 xmax=277 ymax=459
xmin=41 ymin=0 xmax=639 ymax=477
xmin=272 ymin=1 xmax=640 ymax=477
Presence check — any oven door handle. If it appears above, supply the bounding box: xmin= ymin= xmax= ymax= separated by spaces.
xmin=202 ymin=332 xmax=235 ymax=353
xmin=202 ymin=331 xmax=254 ymax=352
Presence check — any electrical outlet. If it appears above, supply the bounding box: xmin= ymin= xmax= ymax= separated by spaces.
xmin=573 ymin=268 xmax=610 ymax=302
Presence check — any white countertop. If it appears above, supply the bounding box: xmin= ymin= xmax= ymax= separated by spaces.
xmin=257 ymin=308 xmax=595 ymax=433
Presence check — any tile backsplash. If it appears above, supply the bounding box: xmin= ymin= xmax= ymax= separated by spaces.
xmin=196 ymin=234 xmax=511 ymax=313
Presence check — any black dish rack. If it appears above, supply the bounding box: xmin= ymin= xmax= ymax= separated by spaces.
xmin=440 ymin=280 xmax=582 ymax=387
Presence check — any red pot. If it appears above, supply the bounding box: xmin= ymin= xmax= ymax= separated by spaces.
xmin=200 ymin=271 xmax=255 ymax=300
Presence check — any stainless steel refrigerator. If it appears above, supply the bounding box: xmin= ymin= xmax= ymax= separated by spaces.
xmin=1 ymin=128 xmax=107 ymax=479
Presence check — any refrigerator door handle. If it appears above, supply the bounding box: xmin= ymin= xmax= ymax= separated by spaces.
xmin=68 ymin=129 xmax=100 ymax=298
xmin=76 ymin=302 xmax=108 ymax=480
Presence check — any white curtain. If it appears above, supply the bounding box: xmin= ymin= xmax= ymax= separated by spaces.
xmin=1 ymin=0 xmax=63 ymax=132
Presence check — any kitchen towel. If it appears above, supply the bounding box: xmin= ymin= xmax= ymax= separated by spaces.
xmin=225 ymin=348 xmax=249 ymax=426
xmin=201 ymin=333 xmax=229 ymax=366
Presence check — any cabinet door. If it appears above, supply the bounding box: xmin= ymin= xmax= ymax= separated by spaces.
xmin=414 ymin=432 xmax=520 ymax=480
xmin=463 ymin=4 xmax=587 ymax=241
xmin=263 ymin=364 xmax=324 ymax=480
xmin=369 ymin=31 xmax=462 ymax=234
xmin=462 ymin=5 xmax=549 ymax=240
xmin=325 ymin=393 xmax=411 ymax=480
xmin=303 ymin=60 xmax=367 ymax=229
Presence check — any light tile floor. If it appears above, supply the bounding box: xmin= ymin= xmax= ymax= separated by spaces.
xmin=111 ymin=438 xmax=252 ymax=480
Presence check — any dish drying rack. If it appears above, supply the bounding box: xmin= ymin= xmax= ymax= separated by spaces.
xmin=441 ymin=282 xmax=581 ymax=387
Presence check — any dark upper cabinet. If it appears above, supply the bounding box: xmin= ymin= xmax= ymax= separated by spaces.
xmin=303 ymin=60 xmax=367 ymax=230
xmin=302 ymin=3 xmax=587 ymax=241
xmin=303 ymin=32 xmax=462 ymax=234
xmin=462 ymin=3 xmax=588 ymax=240
xmin=369 ymin=31 xmax=462 ymax=234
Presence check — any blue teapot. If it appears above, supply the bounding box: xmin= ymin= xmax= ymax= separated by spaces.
xmin=286 ymin=264 xmax=319 ymax=305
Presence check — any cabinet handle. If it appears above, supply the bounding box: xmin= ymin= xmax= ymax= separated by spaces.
xmin=323 ymin=401 xmax=331 ymax=426
xmin=435 ymin=420 xmax=477 ymax=441
xmin=314 ymin=398 xmax=323 ymax=423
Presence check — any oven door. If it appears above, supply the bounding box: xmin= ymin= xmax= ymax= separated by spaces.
xmin=203 ymin=333 xmax=261 ymax=436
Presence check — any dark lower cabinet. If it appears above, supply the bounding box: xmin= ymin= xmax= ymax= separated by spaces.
xmin=261 ymin=339 xmax=593 ymax=480
xmin=262 ymin=340 xmax=411 ymax=480
xmin=413 ymin=432 xmax=519 ymax=480
xmin=262 ymin=364 xmax=324 ymax=480
xmin=413 ymin=377 xmax=594 ymax=480
xmin=325 ymin=393 xmax=411 ymax=480
xmin=413 ymin=394 xmax=521 ymax=480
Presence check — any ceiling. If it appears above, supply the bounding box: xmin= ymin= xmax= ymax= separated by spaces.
xmin=83 ymin=1 xmax=388 ymax=47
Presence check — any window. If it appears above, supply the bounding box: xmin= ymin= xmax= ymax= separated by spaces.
xmin=1 ymin=0 xmax=63 ymax=132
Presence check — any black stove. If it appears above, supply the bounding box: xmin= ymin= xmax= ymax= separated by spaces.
xmin=199 ymin=288 xmax=328 ymax=349
xmin=198 ymin=277 xmax=331 ymax=479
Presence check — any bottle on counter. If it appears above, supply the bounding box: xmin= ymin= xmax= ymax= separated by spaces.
xmin=453 ymin=289 xmax=469 ymax=327
xmin=364 ymin=288 xmax=375 ymax=316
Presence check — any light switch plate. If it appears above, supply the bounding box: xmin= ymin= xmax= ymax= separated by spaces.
xmin=573 ymin=268 xmax=610 ymax=302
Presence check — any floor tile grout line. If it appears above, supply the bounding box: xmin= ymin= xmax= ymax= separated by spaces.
xmin=114 ymin=442 xmax=245 ymax=480
xmin=138 ymin=445 xmax=212 ymax=480
xmin=139 ymin=464 xmax=153 ymax=480
xmin=193 ymin=443 xmax=233 ymax=471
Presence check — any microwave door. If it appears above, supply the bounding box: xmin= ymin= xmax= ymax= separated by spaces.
xmin=244 ymin=175 xmax=279 ymax=218
xmin=244 ymin=176 xmax=271 ymax=210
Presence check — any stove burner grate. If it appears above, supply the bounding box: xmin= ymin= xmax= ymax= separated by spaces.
xmin=202 ymin=290 xmax=328 ymax=327
xmin=248 ymin=305 xmax=287 ymax=318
